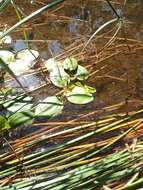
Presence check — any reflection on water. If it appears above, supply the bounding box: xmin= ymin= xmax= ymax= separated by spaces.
xmin=48 ymin=40 xmax=62 ymax=56
xmin=0 ymin=3 xmax=143 ymax=187
xmin=6 ymin=74 xmax=45 ymax=91
xmin=1 ymin=0 xmax=143 ymax=110
xmin=0 ymin=0 xmax=143 ymax=163
xmin=13 ymin=39 xmax=27 ymax=53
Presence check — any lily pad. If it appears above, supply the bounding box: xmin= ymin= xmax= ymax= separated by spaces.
xmin=50 ymin=63 xmax=70 ymax=88
xmin=16 ymin=49 xmax=39 ymax=67
xmin=75 ymin=65 xmax=89 ymax=81
xmin=0 ymin=50 xmax=14 ymax=64
xmin=66 ymin=83 xmax=96 ymax=104
xmin=45 ymin=58 xmax=60 ymax=72
xmin=9 ymin=111 xmax=34 ymax=127
xmin=63 ymin=57 xmax=78 ymax=71
xmin=8 ymin=59 xmax=31 ymax=75
xmin=3 ymin=96 xmax=33 ymax=113
xmin=35 ymin=96 xmax=63 ymax=118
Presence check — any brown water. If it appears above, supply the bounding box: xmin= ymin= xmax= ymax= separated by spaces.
xmin=1 ymin=2 xmax=143 ymax=188
xmin=1 ymin=0 xmax=143 ymax=121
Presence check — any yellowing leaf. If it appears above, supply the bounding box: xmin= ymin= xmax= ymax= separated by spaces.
xmin=0 ymin=50 xmax=14 ymax=64
xmin=8 ymin=59 xmax=31 ymax=75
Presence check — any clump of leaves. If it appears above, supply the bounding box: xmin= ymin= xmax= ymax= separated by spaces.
xmin=45 ymin=57 xmax=96 ymax=104
xmin=0 ymin=91 xmax=34 ymax=131
xmin=0 ymin=48 xmax=39 ymax=76
xmin=0 ymin=54 xmax=96 ymax=131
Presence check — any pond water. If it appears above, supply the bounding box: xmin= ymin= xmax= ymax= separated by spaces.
xmin=1 ymin=0 xmax=143 ymax=124
xmin=0 ymin=2 xmax=143 ymax=188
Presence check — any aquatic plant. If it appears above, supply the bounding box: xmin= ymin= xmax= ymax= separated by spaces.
xmin=45 ymin=57 xmax=96 ymax=104
xmin=0 ymin=101 xmax=143 ymax=189
xmin=0 ymin=53 xmax=96 ymax=132
xmin=0 ymin=0 xmax=143 ymax=190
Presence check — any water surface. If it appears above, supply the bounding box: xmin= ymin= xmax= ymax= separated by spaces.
xmin=1 ymin=0 xmax=143 ymax=121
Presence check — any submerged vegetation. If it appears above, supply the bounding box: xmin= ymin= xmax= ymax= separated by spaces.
xmin=0 ymin=0 xmax=143 ymax=189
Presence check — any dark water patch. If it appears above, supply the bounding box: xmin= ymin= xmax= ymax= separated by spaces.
xmin=0 ymin=0 xmax=143 ymax=145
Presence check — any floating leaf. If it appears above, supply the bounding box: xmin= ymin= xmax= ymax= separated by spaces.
xmin=50 ymin=63 xmax=70 ymax=88
xmin=66 ymin=83 xmax=96 ymax=104
xmin=8 ymin=59 xmax=31 ymax=75
xmin=0 ymin=88 xmax=15 ymax=104
xmin=9 ymin=111 xmax=34 ymax=127
xmin=35 ymin=96 xmax=63 ymax=118
xmin=45 ymin=58 xmax=58 ymax=72
xmin=63 ymin=57 xmax=78 ymax=71
xmin=3 ymin=96 xmax=33 ymax=113
xmin=0 ymin=57 xmax=26 ymax=92
xmin=0 ymin=115 xmax=10 ymax=131
xmin=75 ymin=65 xmax=89 ymax=81
xmin=16 ymin=49 xmax=39 ymax=67
xmin=0 ymin=50 xmax=14 ymax=64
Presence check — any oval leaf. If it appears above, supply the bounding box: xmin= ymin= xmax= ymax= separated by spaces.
xmin=63 ymin=57 xmax=78 ymax=71
xmin=35 ymin=96 xmax=63 ymax=118
xmin=75 ymin=65 xmax=89 ymax=81
xmin=16 ymin=49 xmax=39 ymax=67
xmin=66 ymin=83 xmax=95 ymax=104
xmin=50 ymin=64 xmax=70 ymax=88
xmin=0 ymin=50 xmax=14 ymax=64
xmin=45 ymin=58 xmax=59 ymax=72
xmin=4 ymin=96 xmax=33 ymax=113
xmin=9 ymin=111 xmax=34 ymax=127
xmin=8 ymin=59 xmax=32 ymax=75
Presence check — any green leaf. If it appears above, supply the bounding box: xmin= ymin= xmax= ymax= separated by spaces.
xmin=63 ymin=57 xmax=78 ymax=71
xmin=75 ymin=65 xmax=89 ymax=81
xmin=0 ymin=115 xmax=10 ymax=131
xmin=3 ymin=96 xmax=33 ymax=113
xmin=66 ymin=83 xmax=96 ymax=104
xmin=45 ymin=58 xmax=58 ymax=72
xmin=7 ymin=49 xmax=39 ymax=76
xmin=9 ymin=111 xmax=34 ymax=127
xmin=16 ymin=49 xmax=39 ymax=64
xmin=35 ymin=96 xmax=63 ymax=118
xmin=8 ymin=59 xmax=31 ymax=76
xmin=0 ymin=57 xmax=26 ymax=92
xmin=49 ymin=62 xmax=70 ymax=88
xmin=0 ymin=50 xmax=14 ymax=65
